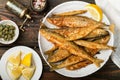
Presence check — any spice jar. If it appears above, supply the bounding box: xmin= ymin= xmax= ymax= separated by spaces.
xmin=31 ymin=0 xmax=47 ymax=12
xmin=5 ymin=0 xmax=31 ymax=19
xmin=5 ymin=0 xmax=31 ymax=31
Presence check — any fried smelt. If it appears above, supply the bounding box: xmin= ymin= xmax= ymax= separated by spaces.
xmin=94 ymin=35 xmax=110 ymax=44
xmin=51 ymin=48 xmax=97 ymax=70
xmin=51 ymin=35 xmax=110 ymax=70
xmin=84 ymin=29 xmax=109 ymax=39
xmin=53 ymin=10 xmax=87 ymax=16
xmin=74 ymin=40 xmax=115 ymax=51
xmin=66 ymin=60 xmax=92 ymax=70
xmin=48 ymin=49 xmax=71 ymax=63
xmin=51 ymin=55 xmax=83 ymax=70
xmin=47 ymin=16 xmax=105 ymax=28
xmin=40 ymin=29 xmax=103 ymax=67
xmin=47 ymin=23 xmax=102 ymax=41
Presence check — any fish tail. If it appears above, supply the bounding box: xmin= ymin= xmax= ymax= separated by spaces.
xmin=47 ymin=18 xmax=51 ymax=21
xmin=111 ymin=46 xmax=116 ymax=51
xmin=109 ymin=24 xmax=115 ymax=33
xmin=49 ymin=63 xmax=59 ymax=71
xmin=94 ymin=59 xmax=104 ymax=67
xmin=50 ymin=65 xmax=59 ymax=71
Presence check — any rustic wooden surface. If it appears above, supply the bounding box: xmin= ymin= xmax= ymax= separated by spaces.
xmin=0 ymin=0 xmax=120 ymax=80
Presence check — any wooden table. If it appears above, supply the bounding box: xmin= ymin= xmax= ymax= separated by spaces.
xmin=0 ymin=0 xmax=120 ymax=80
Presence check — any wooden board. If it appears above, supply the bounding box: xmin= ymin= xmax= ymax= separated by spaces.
xmin=0 ymin=0 xmax=120 ymax=80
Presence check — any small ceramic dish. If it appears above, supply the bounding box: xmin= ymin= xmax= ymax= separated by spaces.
xmin=30 ymin=0 xmax=47 ymax=12
xmin=0 ymin=20 xmax=19 ymax=44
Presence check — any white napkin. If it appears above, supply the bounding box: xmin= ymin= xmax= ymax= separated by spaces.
xmin=95 ymin=0 xmax=120 ymax=68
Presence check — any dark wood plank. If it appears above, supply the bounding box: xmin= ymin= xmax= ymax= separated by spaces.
xmin=0 ymin=0 xmax=120 ymax=80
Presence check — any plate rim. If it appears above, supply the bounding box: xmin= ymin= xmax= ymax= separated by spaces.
xmin=0 ymin=46 xmax=43 ymax=80
xmin=38 ymin=1 xmax=114 ymax=78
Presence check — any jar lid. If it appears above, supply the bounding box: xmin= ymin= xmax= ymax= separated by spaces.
xmin=30 ymin=0 xmax=47 ymax=12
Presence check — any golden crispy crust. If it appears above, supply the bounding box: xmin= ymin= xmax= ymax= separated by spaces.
xmin=74 ymin=40 xmax=115 ymax=51
xmin=47 ymin=16 xmax=105 ymax=28
xmin=49 ymin=24 xmax=101 ymax=41
xmin=66 ymin=60 xmax=92 ymax=70
xmin=53 ymin=10 xmax=87 ymax=16
xmin=48 ymin=49 xmax=70 ymax=63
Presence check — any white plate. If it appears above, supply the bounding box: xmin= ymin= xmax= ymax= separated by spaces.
xmin=0 ymin=46 xmax=42 ymax=80
xmin=38 ymin=1 xmax=114 ymax=78
xmin=0 ymin=20 xmax=19 ymax=44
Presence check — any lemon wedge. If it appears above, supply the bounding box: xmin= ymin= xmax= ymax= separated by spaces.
xmin=7 ymin=64 xmax=23 ymax=80
xmin=21 ymin=53 xmax=32 ymax=67
xmin=8 ymin=51 xmax=21 ymax=66
xmin=22 ymin=67 xmax=35 ymax=80
xmin=85 ymin=4 xmax=103 ymax=21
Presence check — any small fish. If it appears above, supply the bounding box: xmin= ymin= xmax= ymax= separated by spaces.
xmin=74 ymin=40 xmax=115 ymax=51
xmin=51 ymin=35 xmax=110 ymax=70
xmin=66 ymin=60 xmax=92 ymax=70
xmin=65 ymin=36 xmax=110 ymax=70
xmin=46 ymin=23 xmax=102 ymax=41
xmin=40 ymin=29 xmax=103 ymax=68
xmin=47 ymin=36 xmax=109 ymax=65
xmin=84 ymin=28 xmax=109 ymax=39
xmin=48 ymin=48 xmax=71 ymax=63
xmin=93 ymin=35 xmax=110 ymax=44
xmin=53 ymin=10 xmax=87 ymax=16
xmin=51 ymin=55 xmax=83 ymax=70
xmin=51 ymin=48 xmax=97 ymax=70
xmin=47 ymin=16 xmax=105 ymax=28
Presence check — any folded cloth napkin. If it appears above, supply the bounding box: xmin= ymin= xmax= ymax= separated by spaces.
xmin=95 ymin=0 xmax=120 ymax=68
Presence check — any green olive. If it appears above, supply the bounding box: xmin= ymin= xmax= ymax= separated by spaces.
xmin=0 ymin=24 xmax=15 ymax=41
xmin=0 ymin=32 xmax=2 ymax=37
xmin=7 ymin=35 xmax=10 ymax=38
xmin=9 ymin=30 xmax=14 ymax=34
xmin=9 ymin=25 xmax=15 ymax=30
xmin=0 ymin=26 xmax=3 ymax=31
xmin=5 ymin=27 xmax=9 ymax=31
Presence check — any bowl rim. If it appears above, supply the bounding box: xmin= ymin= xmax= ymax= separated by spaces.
xmin=0 ymin=20 xmax=19 ymax=44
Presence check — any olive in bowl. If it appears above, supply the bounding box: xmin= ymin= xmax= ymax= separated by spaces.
xmin=0 ymin=20 xmax=19 ymax=44
xmin=31 ymin=0 xmax=47 ymax=12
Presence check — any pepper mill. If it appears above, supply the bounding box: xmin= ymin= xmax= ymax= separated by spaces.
xmin=5 ymin=0 xmax=31 ymax=31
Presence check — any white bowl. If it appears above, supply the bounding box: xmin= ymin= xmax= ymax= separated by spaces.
xmin=0 ymin=20 xmax=19 ymax=44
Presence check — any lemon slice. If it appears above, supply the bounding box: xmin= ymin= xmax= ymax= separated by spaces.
xmin=85 ymin=4 xmax=103 ymax=21
xmin=22 ymin=67 xmax=35 ymax=80
xmin=21 ymin=53 xmax=32 ymax=67
xmin=7 ymin=64 xmax=23 ymax=80
xmin=8 ymin=51 xmax=21 ymax=66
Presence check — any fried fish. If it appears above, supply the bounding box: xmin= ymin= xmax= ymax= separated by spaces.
xmin=48 ymin=48 xmax=71 ymax=63
xmin=47 ymin=16 xmax=105 ymax=28
xmin=45 ymin=23 xmax=102 ymax=41
xmin=66 ymin=35 xmax=111 ymax=70
xmin=84 ymin=28 xmax=109 ymax=39
xmin=40 ymin=29 xmax=103 ymax=67
xmin=47 ymin=36 xmax=109 ymax=64
xmin=51 ymin=35 xmax=110 ymax=70
xmin=66 ymin=60 xmax=92 ymax=70
xmin=74 ymin=40 xmax=115 ymax=51
xmin=93 ymin=35 xmax=110 ymax=44
xmin=53 ymin=10 xmax=87 ymax=16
